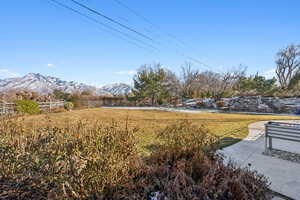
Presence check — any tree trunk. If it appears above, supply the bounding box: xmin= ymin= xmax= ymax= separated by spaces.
xmin=151 ymin=94 xmax=155 ymax=106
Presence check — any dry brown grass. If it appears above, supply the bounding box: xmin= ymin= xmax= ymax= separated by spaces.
xmin=22 ymin=108 xmax=300 ymax=155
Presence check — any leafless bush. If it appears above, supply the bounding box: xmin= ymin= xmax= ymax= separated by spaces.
xmin=0 ymin=118 xmax=139 ymax=199
xmin=0 ymin=118 xmax=271 ymax=199
xmin=110 ymin=121 xmax=271 ymax=200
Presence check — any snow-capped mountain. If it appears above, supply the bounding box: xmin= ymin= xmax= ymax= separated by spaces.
xmin=99 ymin=83 xmax=132 ymax=96
xmin=0 ymin=73 xmax=132 ymax=96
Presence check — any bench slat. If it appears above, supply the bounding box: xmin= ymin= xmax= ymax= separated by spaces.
xmin=267 ymin=128 xmax=300 ymax=135
xmin=265 ymin=122 xmax=300 ymax=155
xmin=269 ymin=121 xmax=300 ymax=125
xmin=267 ymin=135 xmax=300 ymax=143
xmin=267 ymin=124 xmax=300 ymax=132
xmin=267 ymin=132 xmax=300 ymax=140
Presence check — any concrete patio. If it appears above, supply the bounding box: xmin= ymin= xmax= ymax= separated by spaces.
xmin=221 ymin=120 xmax=300 ymax=199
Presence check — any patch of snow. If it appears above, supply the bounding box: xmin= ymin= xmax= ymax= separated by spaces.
xmin=149 ymin=191 xmax=161 ymax=200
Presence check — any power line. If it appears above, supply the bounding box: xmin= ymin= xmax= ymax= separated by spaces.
xmin=67 ymin=0 xmax=215 ymax=71
xmin=112 ymin=0 xmax=173 ymax=44
xmin=48 ymin=0 xmax=158 ymax=52
xmin=112 ymin=0 xmax=196 ymax=50
xmin=49 ymin=0 xmax=219 ymax=72
xmin=112 ymin=0 xmax=157 ymax=28
xmin=112 ymin=0 xmax=180 ymax=48
xmin=70 ymin=0 xmax=155 ymax=42
xmin=111 ymin=0 xmax=218 ymax=72
xmin=185 ymin=56 xmax=211 ymax=69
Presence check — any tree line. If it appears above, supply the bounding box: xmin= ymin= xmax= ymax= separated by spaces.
xmin=133 ymin=44 xmax=300 ymax=105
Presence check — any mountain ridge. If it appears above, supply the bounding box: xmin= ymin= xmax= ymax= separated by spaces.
xmin=0 ymin=73 xmax=132 ymax=96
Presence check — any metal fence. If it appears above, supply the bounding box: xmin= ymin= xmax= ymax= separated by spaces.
xmin=0 ymin=101 xmax=65 ymax=115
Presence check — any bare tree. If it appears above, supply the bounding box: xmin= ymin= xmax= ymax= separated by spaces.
xmin=275 ymin=44 xmax=300 ymax=89
xmin=195 ymin=71 xmax=221 ymax=97
xmin=180 ymin=62 xmax=199 ymax=98
xmin=220 ymin=66 xmax=247 ymax=97
xmin=163 ymin=70 xmax=181 ymax=102
xmin=195 ymin=66 xmax=246 ymax=98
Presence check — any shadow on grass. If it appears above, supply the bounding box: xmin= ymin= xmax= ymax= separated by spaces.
xmin=219 ymin=137 xmax=242 ymax=149
xmin=144 ymin=137 xmax=242 ymax=155
xmin=144 ymin=144 xmax=160 ymax=152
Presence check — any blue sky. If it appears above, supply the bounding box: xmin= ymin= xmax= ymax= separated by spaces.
xmin=1 ymin=0 xmax=300 ymax=85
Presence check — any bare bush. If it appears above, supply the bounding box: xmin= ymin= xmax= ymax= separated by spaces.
xmin=112 ymin=121 xmax=270 ymax=200
xmin=0 ymin=118 xmax=139 ymax=199
xmin=0 ymin=118 xmax=271 ymax=199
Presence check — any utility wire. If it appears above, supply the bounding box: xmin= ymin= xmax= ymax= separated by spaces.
xmin=112 ymin=0 xmax=169 ymax=42
xmin=62 ymin=0 xmax=214 ymax=71
xmin=112 ymin=0 xmax=218 ymax=72
xmin=48 ymin=0 xmax=158 ymax=52
xmin=49 ymin=0 xmax=219 ymax=72
xmin=113 ymin=0 xmax=207 ymax=59
xmin=112 ymin=0 xmax=157 ymax=29
xmin=70 ymin=0 xmax=155 ymax=42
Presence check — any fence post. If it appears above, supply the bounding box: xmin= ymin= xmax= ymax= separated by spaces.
xmin=3 ymin=102 xmax=6 ymax=115
xmin=1 ymin=103 xmax=3 ymax=115
xmin=49 ymin=100 xmax=52 ymax=112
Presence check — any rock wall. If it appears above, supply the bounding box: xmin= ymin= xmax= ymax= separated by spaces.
xmin=227 ymin=96 xmax=300 ymax=113
xmin=182 ymin=96 xmax=300 ymax=114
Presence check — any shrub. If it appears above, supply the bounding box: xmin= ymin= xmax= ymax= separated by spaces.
xmin=64 ymin=102 xmax=74 ymax=111
xmin=15 ymin=100 xmax=40 ymax=114
xmin=196 ymin=101 xmax=205 ymax=108
xmin=156 ymin=120 xmax=219 ymax=159
xmin=0 ymin=118 xmax=139 ymax=199
xmin=216 ymin=100 xmax=225 ymax=107
xmin=0 ymin=118 xmax=271 ymax=199
xmin=110 ymin=121 xmax=271 ymax=200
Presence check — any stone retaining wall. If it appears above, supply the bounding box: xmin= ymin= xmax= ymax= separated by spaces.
xmin=182 ymin=96 xmax=300 ymax=114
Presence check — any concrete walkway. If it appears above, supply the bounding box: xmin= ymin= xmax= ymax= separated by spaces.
xmin=221 ymin=120 xmax=300 ymax=199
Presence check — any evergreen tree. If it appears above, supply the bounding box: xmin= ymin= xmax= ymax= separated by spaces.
xmin=133 ymin=64 xmax=168 ymax=105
